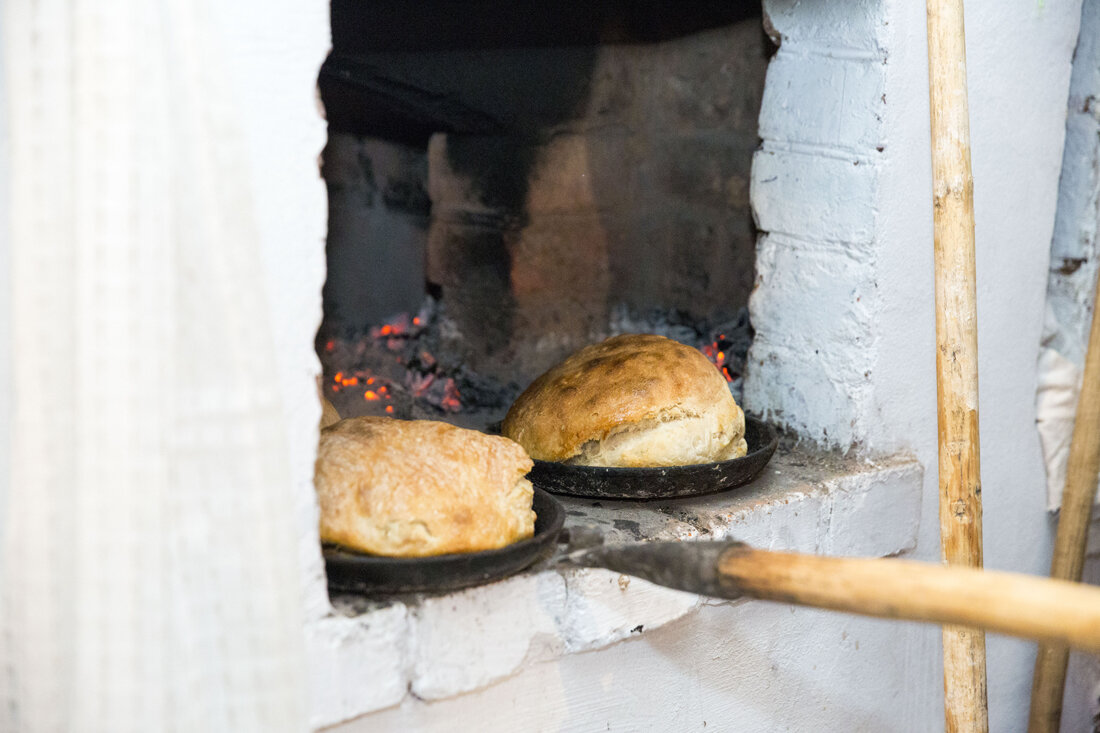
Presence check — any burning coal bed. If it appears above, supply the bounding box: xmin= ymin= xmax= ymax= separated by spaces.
xmin=321 ymin=297 xmax=753 ymax=432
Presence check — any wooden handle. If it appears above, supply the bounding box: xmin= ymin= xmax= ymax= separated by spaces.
xmin=717 ymin=546 xmax=1100 ymax=654
xmin=1028 ymin=267 xmax=1100 ymax=732
xmin=926 ymin=0 xmax=987 ymax=729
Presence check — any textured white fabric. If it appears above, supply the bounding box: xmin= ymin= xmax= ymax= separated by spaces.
xmin=1036 ymin=342 xmax=1087 ymax=511
xmin=1 ymin=1 xmax=311 ymax=730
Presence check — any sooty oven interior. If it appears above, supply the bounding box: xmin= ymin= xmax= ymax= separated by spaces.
xmin=316 ymin=0 xmax=772 ymax=430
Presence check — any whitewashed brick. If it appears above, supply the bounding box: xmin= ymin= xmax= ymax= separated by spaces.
xmin=822 ymin=461 xmax=923 ymax=557
xmin=763 ymin=0 xmax=886 ymax=52
xmin=713 ymin=489 xmax=830 ymax=552
xmin=409 ymin=572 xmax=566 ymax=700
xmin=759 ymin=51 xmax=885 ymax=151
xmin=305 ymin=604 xmax=409 ymax=729
xmin=751 ymin=148 xmax=878 ymax=244
xmin=744 ymin=336 xmax=875 ymax=448
xmin=559 ymin=569 xmax=700 ymax=653
xmin=746 ymin=230 xmax=879 ymax=447
xmin=750 ymin=233 xmax=877 ymax=350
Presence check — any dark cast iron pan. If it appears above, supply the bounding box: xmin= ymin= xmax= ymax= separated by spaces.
xmin=528 ymin=415 xmax=778 ymax=500
xmin=323 ymin=487 xmax=566 ymax=596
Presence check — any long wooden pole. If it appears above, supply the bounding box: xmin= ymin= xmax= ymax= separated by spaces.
xmin=576 ymin=541 xmax=1100 ymax=654
xmin=715 ymin=547 xmax=1100 ymax=654
xmin=926 ymin=1 xmax=987 ymax=730
xmin=1028 ymin=269 xmax=1100 ymax=732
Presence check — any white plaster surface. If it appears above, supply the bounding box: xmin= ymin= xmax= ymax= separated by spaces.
xmin=333 ymin=601 xmax=928 ymax=733
xmin=306 ymin=603 xmax=410 ymax=725
xmin=308 ymin=447 xmax=921 ymax=729
xmin=762 ymin=0 xmax=884 ymax=52
xmin=752 ymin=150 xmax=878 ymax=245
xmin=749 ymin=233 xmax=877 ymax=448
xmin=873 ymin=0 xmax=1082 ymax=730
xmin=758 ymin=52 xmax=885 ymax=153
xmin=747 ymin=0 xmax=1083 ymax=729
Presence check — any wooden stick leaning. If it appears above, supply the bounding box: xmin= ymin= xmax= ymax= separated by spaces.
xmin=1028 ymin=268 xmax=1100 ymax=733
xmin=926 ymin=1 xmax=988 ymax=731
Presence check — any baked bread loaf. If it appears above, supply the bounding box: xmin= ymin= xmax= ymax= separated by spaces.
xmin=320 ymin=396 xmax=342 ymax=429
xmin=317 ymin=376 xmax=342 ymax=428
xmin=315 ymin=417 xmax=535 ymax=557
xmin=503 ymin=334 xmax=747 ymax=467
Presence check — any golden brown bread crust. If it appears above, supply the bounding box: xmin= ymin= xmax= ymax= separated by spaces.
xmin=320 ymin=396 xmax=341 ymax=428
xmin=502 ymin=334 xmax=746 ymax=466
xmin=315 ymin=417 xmax=535 ymax=557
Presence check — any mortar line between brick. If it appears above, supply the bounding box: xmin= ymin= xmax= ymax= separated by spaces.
xmin=779 ymin=44 xmax=885 ymax=63
xmin=758 ymin=229 xmax=875 ymax=252
xmin=758 ymin=139 xmax=879 ymax=164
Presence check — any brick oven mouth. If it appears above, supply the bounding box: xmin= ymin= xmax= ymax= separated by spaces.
xmin=316 ymin=0 xmax=771 ymax=430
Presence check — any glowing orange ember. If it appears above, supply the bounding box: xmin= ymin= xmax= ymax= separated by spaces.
xmin=699 ymin=340 xmax=735 ymax=383
xmin=364 ymin=390 xmax=380 ymax=401
xmin=440 ymin=379 xmax=461 ymax=412
xmin=385 ymin=405 xmax=394 ymax=414
xmin=331 ymin=371 xmax=360 ymax=389
xmin=409 ymin=373 xmax=434 ymax=397
xmin=413 ymin=317 xmax=421 ymax=326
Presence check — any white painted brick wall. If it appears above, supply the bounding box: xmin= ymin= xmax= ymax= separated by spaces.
xmin=410 ymin=573 xmax=565 ymax=700
xmin=751 ymin=150 xmax=878 ymax=244
xmin=762 ymin=0 xmax=884 ymax=52
xmin=305 ymin=604 xmax=409 ymax=721
xmin=748 ymin=233 xmax=877 ymax=447
xmin=758 ymin=52 xmax=885 ymax=151
xmin=746 ymin=1 xmax=887 ymax=450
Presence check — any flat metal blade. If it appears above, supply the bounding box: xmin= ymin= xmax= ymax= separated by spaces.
xmin=561 ymin=539 xmax=748 ymax=601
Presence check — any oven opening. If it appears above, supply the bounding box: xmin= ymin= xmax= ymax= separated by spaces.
xmin=315 ymin=0 xmax=771 ymax=431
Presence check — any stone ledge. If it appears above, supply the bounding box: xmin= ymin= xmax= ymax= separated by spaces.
xmin=305 ymin=443 xmax=922 ymax=730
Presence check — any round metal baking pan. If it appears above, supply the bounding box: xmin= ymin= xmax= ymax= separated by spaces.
xmin=528 ymin=415 xmax=778 ymax=500
xmin=323 ymin=487 xmax=566 ymax=595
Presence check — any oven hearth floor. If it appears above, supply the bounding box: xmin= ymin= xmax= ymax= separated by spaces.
xmin=306 ymin=441 xmax=922 ymax=729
